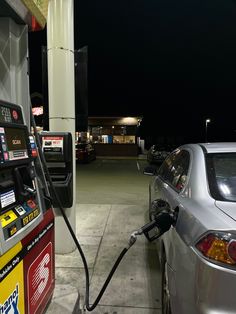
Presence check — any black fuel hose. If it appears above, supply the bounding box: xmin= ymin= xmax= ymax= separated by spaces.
xmin=30 ymin=108 xmax=129 ymax=311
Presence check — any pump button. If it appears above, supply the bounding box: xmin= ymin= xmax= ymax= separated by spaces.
xmin=27 ymin=199 xmax=36 ymax=209
xmin=8 ymin=224 xmax=17 ymax=237
xmin=31 ymin=149 xmax=38 ymax=157
xmin=15 ymin=205 xmax=26 ymax=216
xmin=21 ymin=208 xmax=40 ymax=226
xmin=22 ymin=216 xmax=29 ymax=226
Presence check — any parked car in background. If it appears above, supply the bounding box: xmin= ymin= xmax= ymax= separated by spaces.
xmin=76 ymin=142 xmax=96 ymax=163
xmin=147 ymin=144 xmax=170 ymax=164
xmin=144 ymin=142 xmax=236 ymax=314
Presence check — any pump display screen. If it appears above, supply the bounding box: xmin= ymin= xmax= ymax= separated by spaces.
xmin=0 ymin=127 xmax=29 ymax=161
xmin=0 ymin=102 xmax=23 ymax=124
xmin=0 ymin=106 xmax=12 ymax=123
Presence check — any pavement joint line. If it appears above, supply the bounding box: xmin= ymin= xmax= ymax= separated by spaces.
xmin=81 ymin=204 xmax=113 ymax=309
xmin=89 ymin=204 xmax=113 ymax=280
xmin=96 ymin=304 xmax=161 ymax=310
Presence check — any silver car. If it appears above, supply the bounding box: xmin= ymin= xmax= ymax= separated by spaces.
xmin=145 ymin=143 xmax=236 ymax=314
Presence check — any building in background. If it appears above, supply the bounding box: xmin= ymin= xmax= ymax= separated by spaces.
xmin=76 ymin=116 xmax=142 ymax=156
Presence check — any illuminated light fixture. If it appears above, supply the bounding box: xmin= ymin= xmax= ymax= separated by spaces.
xmin=205 ymin=118 xmax=211 ymax=142
xmin=32 ymin=107 xmax=43 ymax=116
xmin=121 ymin=117 xmax=138 ymax=125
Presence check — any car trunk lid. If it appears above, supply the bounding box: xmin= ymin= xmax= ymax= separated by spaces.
xmin=215 ymin=201 xmax=236 ymax=221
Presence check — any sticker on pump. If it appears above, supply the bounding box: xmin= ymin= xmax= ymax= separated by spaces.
xmin=27 ymin=243 xmax=53 ymax=314
xmin=0 ymin=190 xmax=16 ymax=209
xmin=42 ymin=136 xmax=63 ymax=153
xmin=29 ymin=136 xmax=36 ymax=145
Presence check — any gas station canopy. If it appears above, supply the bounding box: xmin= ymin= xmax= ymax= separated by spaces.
xmin=0 ymin=0 xmax=48 ymax=28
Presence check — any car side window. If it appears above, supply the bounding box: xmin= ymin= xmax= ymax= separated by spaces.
xmin=158 ymin=150 xmax=190 ymax=191
xmin=158 ymin=150 xmax=181 ymax=181
xmin=171 ymin=151 xmax=190 ymax=191
xmin=158 ymin=156 xmax=171 ymax=179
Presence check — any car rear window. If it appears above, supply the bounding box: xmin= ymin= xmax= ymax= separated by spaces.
xmin=206 ymin=153 xmax=236 ymax=202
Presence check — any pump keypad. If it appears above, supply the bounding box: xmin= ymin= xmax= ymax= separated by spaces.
xmin=0 ymin=201 xmax=40 ymax=238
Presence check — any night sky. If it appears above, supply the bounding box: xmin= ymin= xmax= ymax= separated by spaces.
xmin=29 ymin=0 xmax=236 ymax=144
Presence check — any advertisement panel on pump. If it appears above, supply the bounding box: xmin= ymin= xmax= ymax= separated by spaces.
xmin=22 ymin=209 xmax=55 ymax=314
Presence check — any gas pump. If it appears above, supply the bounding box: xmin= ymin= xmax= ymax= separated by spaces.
xmin=0 ymin=100 xmax=55 ymax=314
xmin=39 ymin=132 xmax=73 ymax=208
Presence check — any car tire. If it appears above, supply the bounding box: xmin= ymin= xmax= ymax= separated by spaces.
xmin=161 ymin=249 xmax=172 ymax=314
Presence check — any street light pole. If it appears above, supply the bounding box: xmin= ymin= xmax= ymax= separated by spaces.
xmin=205 ymin=119 xmax=211 ymax=142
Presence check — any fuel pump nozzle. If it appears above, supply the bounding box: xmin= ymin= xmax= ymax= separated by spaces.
xmin=128 ymin=211 xmax=175 ymax=247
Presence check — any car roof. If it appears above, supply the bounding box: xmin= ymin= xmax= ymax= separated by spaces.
xmin=198 ymin=142 xmax=236 ymax=153
xmin=178 ymin=142 xmax=236 ymax=154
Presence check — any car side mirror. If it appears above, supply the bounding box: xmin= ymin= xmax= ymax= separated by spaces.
xmin=143 ymin=166 xmax=157 ymax=176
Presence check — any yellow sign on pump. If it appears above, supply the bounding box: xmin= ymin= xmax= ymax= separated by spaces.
xmin=21 ymin=0 xmax=49 ymax=28
xmin=0 ymin=263 xmax=25 ymax=313
xmin=0 ymin=242 xmax=24 ymax=313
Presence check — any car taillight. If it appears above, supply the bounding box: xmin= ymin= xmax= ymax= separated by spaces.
xmin=228 ymin=240 xmax=236 ymax=262
xmin=196 ymin=232 xmax=236 ymax=265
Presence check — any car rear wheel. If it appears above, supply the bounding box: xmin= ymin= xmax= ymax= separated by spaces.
xmin=161 ymin=250 xmax=172 ymax=314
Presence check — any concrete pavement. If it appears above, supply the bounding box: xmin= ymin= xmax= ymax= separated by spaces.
xmin=46 ymin=158 xmax=161 ymax=314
